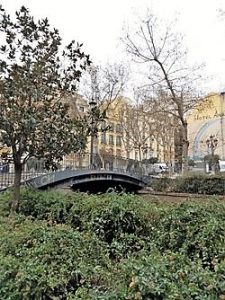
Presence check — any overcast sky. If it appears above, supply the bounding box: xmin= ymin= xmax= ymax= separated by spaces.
xmin=1 ymin=0 xmax=225 ymax=93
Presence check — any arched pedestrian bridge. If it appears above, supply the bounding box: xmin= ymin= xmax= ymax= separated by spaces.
xmin=24 ymin=169 xmax=147 ymax=193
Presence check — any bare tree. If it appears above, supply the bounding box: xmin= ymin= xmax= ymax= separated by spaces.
xmin=78 ymin=63 xmax=128 ymax=108
xmin=76 ymin=63 xmax=129 ymax=166
xmin=123 ymin=14 xmax=203 ymax=173
xmin=152 ymin=112 xmax=176 ymax=164
xmin=118 ymin=92 xmax=155 ymax=161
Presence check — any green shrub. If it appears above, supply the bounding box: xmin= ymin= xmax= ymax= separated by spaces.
xmin=89 ymin=194 xmax=150 ymax=242
xmin=155 ymin=201 xmax=225 ymax=269
xmin=152 ymin=175 xmax=225 ymax=195
xmin=18 ymin=189 xmax=165 ymax=238
xmin=0 ymin=219 xmax=111 ymax=299
xmin=17 ymin=189 xmax=167 ymax=261
xmin=19 ymin=188 xmax=80 ymax=221
xmin=151 ymin=177 xmax=175 ymax=192
xmin=108 ymin=251 xmax=223 ymax=300
xmin=0 ymin=190 xmax=11 ymax=217
xmin=174 ymin=175 xmax=225 ymax=195
xmin=2 ymin=189 xmax=225 ymax=298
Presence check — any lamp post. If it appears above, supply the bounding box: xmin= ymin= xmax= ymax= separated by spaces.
xmin=89 ymin=65 xmax=99 ymax=168
xmin=89 ymin=97 xmax=97 ymax=168
xmin=206 ymin=135 xmax=218 ymax=173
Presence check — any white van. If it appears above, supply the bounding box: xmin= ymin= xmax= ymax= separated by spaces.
xmin=219 ymin=160 xmax=225 ymax=172
xmin=153 ymin=163 xmax=168 ymax=174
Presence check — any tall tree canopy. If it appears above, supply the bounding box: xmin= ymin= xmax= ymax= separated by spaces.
xmin=0 ymin=5 xmax=91 ymax=212
xmin=123 ymin=14 xmax=203 ymax=173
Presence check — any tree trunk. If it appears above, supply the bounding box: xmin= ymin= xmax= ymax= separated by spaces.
xmin=10 ymin=163 xmax=22 ymax=215
xmin=138 ymin=147 xmax=142 ymax=161
xmin=181 ymin=122 xmax=189 ymax=175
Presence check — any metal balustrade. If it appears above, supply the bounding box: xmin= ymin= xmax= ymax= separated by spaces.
xmin=0 ymin=171 xmax=47 ymax=190
xmin=0 ymin=153 xmax=151 ymax=190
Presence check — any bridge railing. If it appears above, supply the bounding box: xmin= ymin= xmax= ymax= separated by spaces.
xmin=62 ymin=153 xmax=150 ymax=175
xmin=0 ymin=171 xmax=49 ymax=190
xmin=0 ymin=153 xmax=152 ymax=189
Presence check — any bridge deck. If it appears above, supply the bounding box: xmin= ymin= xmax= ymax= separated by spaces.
xmin=0 ymin=168 xmax=148 ymax=193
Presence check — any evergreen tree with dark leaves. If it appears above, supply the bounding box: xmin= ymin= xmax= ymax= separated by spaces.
xmin=0 ymin=6 xmax=91 ymax=213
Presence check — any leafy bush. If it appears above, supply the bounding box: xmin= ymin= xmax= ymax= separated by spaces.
xmin=19 ymin=188 xmax=80 ymax=222
xmin=88 ymin=194 xmax=153 ymax=242
xmin=2 ymin=189 xmax=225 ymax=298
xmin=19 ymin=189 xmax=164 ymax=230
xmin=155 ymin=201 xmax=225 ymax=269
xmin=174 ymin=175 xmax=225 ymax=195
xmin=107 ymin=251 xmax=224 ymax=300
xmin=18 ymin=190 xmax=167 ymax=260
xmin=151 ymin=175 xmax=225 ymax=195
xmin=0 ymin=190 xmax=11 ymax=217
xmin=0 ymin=219 xmax=111 ymax=299
xmin=151 ymin=177 xmax=175 ymax=192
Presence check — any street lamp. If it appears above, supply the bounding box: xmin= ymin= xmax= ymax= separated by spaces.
xmin=89 ymin=65 xmax=100 ymax=168
xmin=206 ymin=135 xmax=218 ymax=156
xmin=89 ymin=97 xmax=97 ymax=168
xmin=206 ymin=135 xmax=218 ymax=172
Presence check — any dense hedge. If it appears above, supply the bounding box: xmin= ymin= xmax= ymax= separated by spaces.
xmin=0 ymin=220 xmax=110 ymax=299
xmin=151 ymin=177 xmax=175 ymax=192
xmin=151 ymin=175 xmax=225 ymax=195
xmin=174 ymin=175 xmax=225 ymax=195
xmin=1 ymin=189 xmax=225 ymax=299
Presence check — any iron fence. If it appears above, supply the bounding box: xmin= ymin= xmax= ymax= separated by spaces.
xmin=0 ymin=153 xmax=152 ymax=190
xmin=0 ymin=171 xmax=47 ymax=190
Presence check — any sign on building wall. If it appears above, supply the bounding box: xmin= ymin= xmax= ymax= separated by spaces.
xmin=187 ymin=93 xmax=225 ymax=160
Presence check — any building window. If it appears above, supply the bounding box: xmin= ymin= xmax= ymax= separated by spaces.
xmin=116 ymin=135 xmax=122 ymax=146
xmin=101 ymin=132 xmax=107 ymax=144
xmin=109 ymin=135 xmax=114 ymax=145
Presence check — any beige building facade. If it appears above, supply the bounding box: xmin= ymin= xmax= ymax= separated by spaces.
xmin=64 ymin=95 xmax=175 ymax=169
xmin=187 ymin=92 xmax=225 ymax=160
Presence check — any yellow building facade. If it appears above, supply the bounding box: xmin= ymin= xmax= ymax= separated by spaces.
xmin=187 ymin=93 xmax=225 ymax=160
xmin=0 ymin=92 xmax=175 ymax=170
xmin=63 ymin=95 xmax=176 ymax=169
xmin=93 ymin=97 xmax=175 ymax=166
xmin=95 ymin=97 xmax=173 ymax=163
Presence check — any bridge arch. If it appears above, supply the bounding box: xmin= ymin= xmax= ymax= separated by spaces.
xmin=25 ymin=169 xmax=147 ymax=193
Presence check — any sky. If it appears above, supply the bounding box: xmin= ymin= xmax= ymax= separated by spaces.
xmin=1 ymin=0 xmax=225 ymax=93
